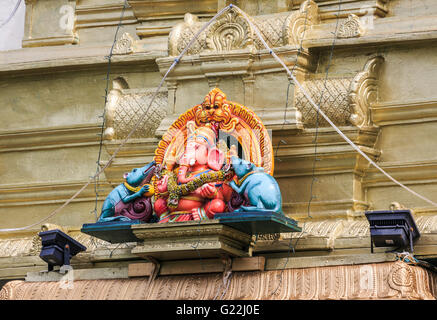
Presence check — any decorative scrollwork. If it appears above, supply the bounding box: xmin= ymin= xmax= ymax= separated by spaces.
xmin=113 ymin=33 xmax=135 ymax=55
xmin=349 ymin=56 xmax=384 ymax=128
xmin=168 ymin=0 xmax=320 ymax=56
xmin=338 ymin=14 xmax=365 ymax=39
xmin=205 ymin=8 xmax=254 ymax=52
xmin=283 ymin=0 xmax=320 ymax=46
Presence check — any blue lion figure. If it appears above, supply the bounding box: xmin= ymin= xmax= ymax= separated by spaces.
xmin=229 ymin=156 xmax=283 ymax=214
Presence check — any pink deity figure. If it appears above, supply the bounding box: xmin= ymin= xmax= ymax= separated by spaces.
xmin=154 ymin=122 xmax=233 ymax=223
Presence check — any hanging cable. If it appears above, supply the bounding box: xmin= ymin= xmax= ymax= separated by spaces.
xmin=0 ymin=0 xmax=22 ymax=29
xmin=292 ymin=0 xmax=343 ymax=260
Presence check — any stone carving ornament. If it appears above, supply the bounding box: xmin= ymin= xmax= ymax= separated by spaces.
xmin=104 ymin=78 xmax=168 ymax=140
xmin=168 ymin=0 xmax=320 ymax=56
xmin=113 ymin=33 xmax=135 ymax=55
xmin=205 ymin=8 xmax=253 ymax=52
xmin=295 ymin=55 xmax=384 ymax=128
xmin=338 ymin=14 xmax=366 ymax=39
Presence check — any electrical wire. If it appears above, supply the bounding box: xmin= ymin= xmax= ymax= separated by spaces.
xmin=270 ymin=0 xmax=314 ymax=295
xmin=0 ymin=0 xmax=22 ymax=29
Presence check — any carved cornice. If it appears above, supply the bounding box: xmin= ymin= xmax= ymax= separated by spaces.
xmin=1 ymin=214 xmax=437 ymax=271
xmin=292 ymin=0 xmax=390 ymax=20
xmin=363 ymin=160 xmax=437 ymax=188
xmin=127 ymin=0 xmax=217 ymax=21
xmin=0 ymin=180 xmax=111 ymax=208
xmin=157 ymin=45 xmax=315 ymax=81
xmin=75 ymin=3 xmax=138 ymax=29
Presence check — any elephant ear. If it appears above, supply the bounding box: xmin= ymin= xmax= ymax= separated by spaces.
xmin=208 ymin=147 xmax=225 ymax=171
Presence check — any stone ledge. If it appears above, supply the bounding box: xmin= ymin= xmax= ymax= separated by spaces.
xmin=25 ymin=267 xmax=128 ymax=282
xmin=0 ymin=47 xmax=166 ymax=77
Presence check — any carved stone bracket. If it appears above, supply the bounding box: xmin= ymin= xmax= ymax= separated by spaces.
xmin=349 ymin=55 xmax=384 ymax=128
xmin=103 ymin=78 xmax=168 ymax=141
xmin=294 ymin=55 xmax=384 ymax=128
xmin=168 ymin=0 xmax=320 ymax=56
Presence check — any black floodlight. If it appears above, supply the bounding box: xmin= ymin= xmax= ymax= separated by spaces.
xmin=365 ymin=210 xmax=420 ymax=253
xmin=39 ymin=229 xmax=87 ymax=271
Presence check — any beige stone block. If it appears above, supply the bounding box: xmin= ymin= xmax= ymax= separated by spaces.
xmin=23 ymin=0 xmax=79 ymax=47
xmin=128 ymin=262 xmax=154 ymax=277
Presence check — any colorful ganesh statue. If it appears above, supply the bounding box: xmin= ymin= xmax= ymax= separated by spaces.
xmin=150 ymin=88 xmax=281 ymax=223
xmin=153 ymin=122 xmax=235 ymax=222
xmin=98 ymin=88 xmax=282 ymax=223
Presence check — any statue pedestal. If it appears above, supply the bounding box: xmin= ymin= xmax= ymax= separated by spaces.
xmin=214 ymin=211 xmax=301 ymax=234
xmin=131 ymin=220 xmax=253 ymax=261
xmin=80 ymin=213 xmax=301 ymax=260
xmin=81 ymin=220 xmax=143 ymax=243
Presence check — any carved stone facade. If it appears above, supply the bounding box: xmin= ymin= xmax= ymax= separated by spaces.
xmin=2 ymin=0 xmax=437 ymax=300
